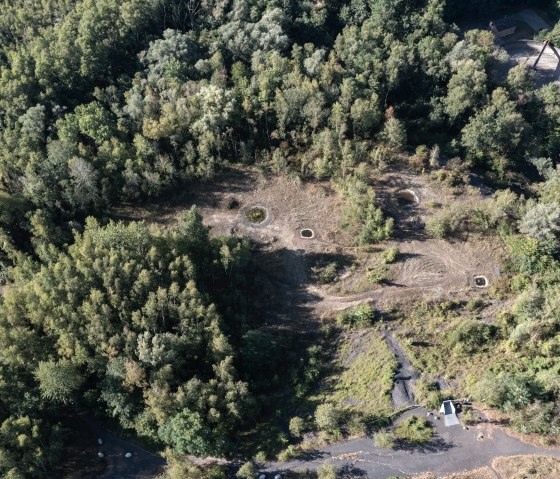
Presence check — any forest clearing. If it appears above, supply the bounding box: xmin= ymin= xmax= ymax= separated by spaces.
xmin=3 ymin=1 xmax=560 ymax=479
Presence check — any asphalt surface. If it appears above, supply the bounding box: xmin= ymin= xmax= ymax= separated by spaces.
xmin=383 ymin=330 xmax=419 ymax=408
xmin=266 ymin=407 xmax=560 ymax=478
xmin=79 ymin=416 xmax=165 ymax=479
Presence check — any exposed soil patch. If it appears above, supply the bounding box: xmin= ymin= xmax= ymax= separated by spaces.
xmin=493 ymin=454 xmax=560 ymax=478
xmin=114 ymin=166 xmax=503 ymax=320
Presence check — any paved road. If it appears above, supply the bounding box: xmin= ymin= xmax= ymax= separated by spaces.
xmin=79 ymin=416 xmax=165 ymax=479
xmin=383 ymin=330 xmax=419 ymax=408
xmin=265 ymin=408 xmax=560 ymax=478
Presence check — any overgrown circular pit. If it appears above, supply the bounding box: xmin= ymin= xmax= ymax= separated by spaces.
xmin=300 ymin=228 xmax=315 ymax=239
xmin=473 ymin=275 xmax=488 ymax=288
xmin=396 ymin=189 xmax=419 ymax=207
xmin=246 ymin=206 xmax=268 ymax=224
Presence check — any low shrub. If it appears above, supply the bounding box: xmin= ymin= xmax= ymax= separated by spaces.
xmin=317 ymin=463 xmax=338 ymax=479
xmin=510 ymin=401 xmax=560 ymax=435
xmin=382 ymin=246 xmax=399 ymax=264
xmin=414 ymin=378 xmax=444 ymax=410
xmin=236 ymin=462 xmax=257 ymax=479
xmin=277 ymin=445 xmax=302 ymax=461
xmin=314 ymin=403 xmax=341 ymax=433
xmin=289 ymin=416 xmax=305 ymax=438
xmin=394 ymin=415 xmax=433 ymax=444
xmin=446 ymin=319 xmax=498 ymax=354
xmin=312 ymin=261 xmax=338 ymax=284
xmin=367 ymin=263 xmax=390 ymax=283
xmin=336 ymin=304 xmax=376 ymax=328
xmin=460 ymin=408 xmax=479 ymax=426
xmin=374 ymin=430 xmax=396 ymax=448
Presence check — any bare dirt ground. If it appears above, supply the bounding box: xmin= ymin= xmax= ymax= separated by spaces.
xmin=116 ymin=167 xmax=501 ymax=316
xmin=114 ymin=166 xmax=556 ymax=478
xmin=492 ymin=455 xmax=560 ymax=478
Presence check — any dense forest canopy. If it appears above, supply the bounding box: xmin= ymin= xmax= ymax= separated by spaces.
xmin=2 ymin=0 xmax=560 ymax=477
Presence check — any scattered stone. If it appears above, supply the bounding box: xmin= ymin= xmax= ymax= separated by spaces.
xmin=97 ymin=452 xmax=104 ymax=458
xmin=124 ymin=452 xmax=133 ymax=458
xmin=97 ymin=438 xmax=103 ymax=445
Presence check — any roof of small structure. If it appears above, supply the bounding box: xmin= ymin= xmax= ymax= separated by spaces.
xmin=440 ymin=400 xmax=460 ymax=427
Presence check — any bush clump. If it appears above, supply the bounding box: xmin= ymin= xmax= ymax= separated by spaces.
xmin=394 ymin=415 xmax=433 ymax=444
xmin=374 ymin=430 xmax=396 ymax=448
xmin=312 ymin=261 xmax=338 ymax=284
xmin=336 ymin=304 xmax=376 ymax=328
xmin=314 ymin=403 xmax=341 ymax=433
xmin=446 ymin=319 xmax=498 ymax=354
xmin=381 ymin=246 xmax=399 ymax=264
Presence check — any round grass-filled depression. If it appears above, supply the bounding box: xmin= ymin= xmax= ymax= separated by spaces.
xmin=246 ymin=206 xmax=268 ymax=224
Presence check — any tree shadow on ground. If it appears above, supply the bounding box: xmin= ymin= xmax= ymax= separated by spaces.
xmin=338 ymin=464 xmax=369 ymax=477
xmin=108 ymin=167 xmax=256 ymax=223
xmin=234 ymin=246 xmax=351 ymax=459
xmin=393 ymin=436 xmax=454 ymax=453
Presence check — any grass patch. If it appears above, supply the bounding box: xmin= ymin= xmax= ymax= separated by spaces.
xmin=493 ymin=455 xmax=560 ymax=479
xmin=246 ymin=207 xmax=267 ymax=224
xmin=394 ymin=415 xmax=433 ymax=444
xmin=320 ymin=331 xmax=396 ymax=419
xmin=394 ymin=299 xmax=511 ymax=396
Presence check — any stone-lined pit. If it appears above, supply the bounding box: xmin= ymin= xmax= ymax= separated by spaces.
xmin=246 ymin=206 xmax=268 ymax=225
xmin=300 ymin=228 xmax=315 ymax=239
xmin=473 ymin=275 xmax=488 ymax=288
xmin=396 ymin=189 xmax=419 ymax=207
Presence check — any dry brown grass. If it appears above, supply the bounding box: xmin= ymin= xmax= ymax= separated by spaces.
xmin=493 ymin=455 xmax=560 ymax=479
xmin=414 ymin=456 xmax=560 ymax=479
xmin=413 ymin=468 xmax=495 ymax=479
